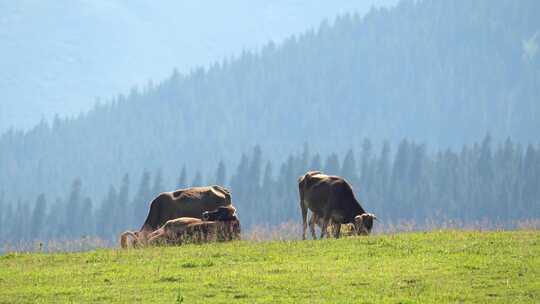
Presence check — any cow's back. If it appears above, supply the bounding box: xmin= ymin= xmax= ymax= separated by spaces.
xmin=141 ymin=185 xmax=232 ymax=231
xmin=171 ymin=186 xmax=231 ymax=215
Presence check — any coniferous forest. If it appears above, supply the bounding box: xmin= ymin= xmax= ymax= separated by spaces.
xmin=1 ymin=136 xmax=539 ymax=245
xmin=0 ymin=0 xmax=539 ymax=245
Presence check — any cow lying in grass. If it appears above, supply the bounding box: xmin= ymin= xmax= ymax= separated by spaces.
xmin=120 ymin=205 xmax=240 ymax=248
xmin=147 ymin=217 xmax=239 ymax=245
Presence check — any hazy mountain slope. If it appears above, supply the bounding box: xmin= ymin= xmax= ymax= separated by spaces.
xmin=0 ymin=0 xmax=539 ymax=203
xmin=0 ymin=0 xmax=395 ymax=132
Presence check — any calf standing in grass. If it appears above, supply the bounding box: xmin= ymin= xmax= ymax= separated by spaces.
xmin=298 ymin=171 xmax=377 ymax=239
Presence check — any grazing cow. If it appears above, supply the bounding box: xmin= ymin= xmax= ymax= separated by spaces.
xmin=120 ymin=185 xmax=232 ymax=248
xmin=298 ymin=171 xmax=376 ymax=239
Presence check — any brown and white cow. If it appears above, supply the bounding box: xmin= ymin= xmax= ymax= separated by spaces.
xmin=298 ymin=171 xmax=376 ymax=239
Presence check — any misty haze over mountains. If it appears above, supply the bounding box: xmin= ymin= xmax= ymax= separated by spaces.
xmin=0 ymin=0 xmax=396 ymax=132
xmin=1 ymin=0 xmax=539 ymax=201
xmin=0 ymin=1 xmax=539 ymax=244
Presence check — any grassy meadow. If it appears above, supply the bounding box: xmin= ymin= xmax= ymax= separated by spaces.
xmin=0 ymin=230 xmax=539 ymax=303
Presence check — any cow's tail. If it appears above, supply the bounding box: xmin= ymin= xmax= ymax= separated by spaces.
xmin=298 ymin=173 xmax=309 ymax=239
xmin=234 ymin=220 xmax=241 ymax=240
xmin=298 ymin=175 xmax=305 ymax=205
xmin=297 ymin=171 xmax=321 ymax=203
xmin=299 ymin=171 xmax=322 ymax=239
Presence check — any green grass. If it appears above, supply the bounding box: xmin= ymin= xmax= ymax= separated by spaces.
xmin=1 ymin=230 xmax=539 ymax=303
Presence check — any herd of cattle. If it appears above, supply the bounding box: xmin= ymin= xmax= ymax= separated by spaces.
xmin=120 ymin=171 xmax=377 ymax=248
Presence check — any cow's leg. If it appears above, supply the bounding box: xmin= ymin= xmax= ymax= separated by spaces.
xmin=219 ymin=222 xmax=227 ymax=241
xmin=148 ymin=230 xmax=165 ymax=245
xmin=184 ymin=230 xmax=192 ymax=244
xmin=332 ymin=223 xmax=341 ymax=239
xmin=195 ymin=227 xmax=202 ymax=243
xmin=301 ymin=203 xmax=308 ymax=240
xmin=233 ymin=221 xmax=241 ymax=240
xmin=148 ymin=228 xmax=163 ymax=241
xmin=309 ymin=212 xmax=318 ymax=240
xmin=202 ymin=225 xmax=209 ymax=243
xmin=226 ymin=222 xmax=233 ymax=241
xmin=204 ymin=225 xmax=210 ymax=243
xmin=319 ymin=215 xmax=330 ymax=239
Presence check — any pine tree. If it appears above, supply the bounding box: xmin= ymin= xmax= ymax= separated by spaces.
xmin=80 ymin=197 xmax=93 ymax=237
xmin=133 ymin=170 xmax=151 ymax=227
xmin=324 ymin=153 xmax=340 ymax=175
xmin=177 ymin=166 xmax=187 ymax=189
xmin=376 ymin=141 xmax=391 ymax=192
xmin=360 ymin=138 xmax=373 ymax=185
xmin=152 ymin=168 xmax=164 ymax=196
xmin=522 ymin=145 xmax=537 ymax=217
xmin=1 ymin=201 xmax=12 ymax=242
xmin=300 ymin=143 xmax=310 ymax=173
xmin=215 ymin=161 xmax=226 ymax=186
xmin=248 ymin=145 xmax=263 ymax=195
xmin=230 ymin=154 xmax=250 ymax=224
xmin=0 ymin=192 xmax=3 ymax=241
xmin=115 ymin=174 xmax=130 ymax=234
xmin=341 ymin=149 xmax=358 ymax=187
xmin=392 ymin=139 xmax=410 ymax=184
xmin=478 ymin=134 xmax=493 ymax=181
xmin=30 ymin=194 xmax=47 ymax=240
xmin=309 ymin=153 xmax=322 ymax=171
xmin=376 ymin=141 xmax=391 ymax=217
xmin=477 ymin=134 xmax=494 ymax=218
xmin=391 ymin=140 xmax=412 ymax=218
xmin=98 ymin=185 xmax=117 ymax=238
xmin=45 ymin=198 xmax=63 ymax=239
xmin=65 ymin=178 xmax=82 ymax=237
xmin=231 ymin=154 xmax=249 ymax=197
xmin=192 ymin=171 xmax=203 ymax=187
xmin=14 ymin=200 xmax=30 ymax=241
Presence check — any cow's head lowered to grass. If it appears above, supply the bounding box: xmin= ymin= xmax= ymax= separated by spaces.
xmin=354 ymin=213 xmax=377 ymax=235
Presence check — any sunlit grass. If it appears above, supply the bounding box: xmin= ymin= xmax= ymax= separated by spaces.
xmin=1 ymin=230 xmax=539 ymax=303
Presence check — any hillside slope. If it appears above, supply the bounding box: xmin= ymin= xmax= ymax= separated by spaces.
xmin=1 ymin=231 xmax=539 ymax=303
xmin=1 ymin=0 xmax=539 ymax=202
xmin=0 ymin=0 xmax=394 ymax=132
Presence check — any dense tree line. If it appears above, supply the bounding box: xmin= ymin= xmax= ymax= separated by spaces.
xmin=1 ymin=136 xmax=538 ymax=245
xmin=0 ymin=0 xmax=539 ymax=203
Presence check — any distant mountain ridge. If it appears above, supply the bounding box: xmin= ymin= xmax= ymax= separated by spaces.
xmin=0 ymin=0 xmax=394 ymax=132
xmin=0 ymin=0 xmax=539 ymax=203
